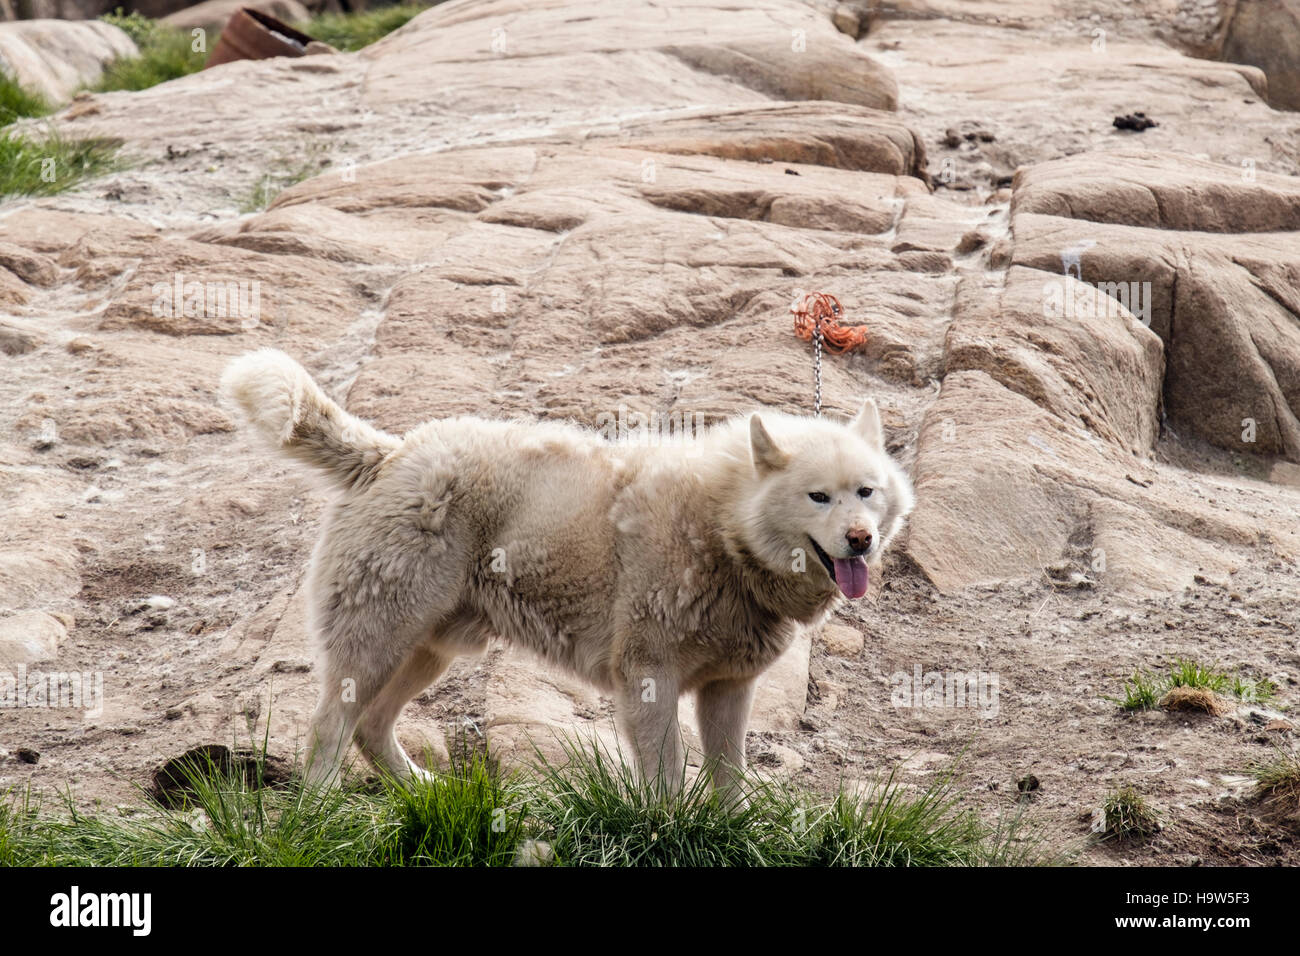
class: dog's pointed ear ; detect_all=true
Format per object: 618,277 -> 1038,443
750,415 -> 789,474
851,398 -> 884,451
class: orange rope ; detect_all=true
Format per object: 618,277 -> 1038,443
791,292 -> 868,352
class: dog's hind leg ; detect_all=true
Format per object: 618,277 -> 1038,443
696,677 -> 756,805
301,598 -> 447,790
354,644 -> 452,782
302,665 -> 367,790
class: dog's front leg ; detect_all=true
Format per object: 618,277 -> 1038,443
696,677 -> 755,806
616,666 -> 684,801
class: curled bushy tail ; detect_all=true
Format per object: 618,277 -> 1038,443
220,349 -> 399,490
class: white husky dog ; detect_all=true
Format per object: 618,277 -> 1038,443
221,350 -> 914,797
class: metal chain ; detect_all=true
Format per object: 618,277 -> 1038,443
813,320 -> 823,418
793,292 -> 851,418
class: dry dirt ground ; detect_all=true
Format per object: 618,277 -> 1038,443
2,0 -> 1299,866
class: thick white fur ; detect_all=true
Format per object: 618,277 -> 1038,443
220,350 -> 914,798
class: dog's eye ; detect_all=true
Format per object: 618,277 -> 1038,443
808,492 -> 830,504
858,487 -> 874,498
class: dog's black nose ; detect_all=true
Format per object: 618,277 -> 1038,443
846,528 -> 872,554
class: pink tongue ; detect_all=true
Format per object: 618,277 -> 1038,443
832,557 -> 869,599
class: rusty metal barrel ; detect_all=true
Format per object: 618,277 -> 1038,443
205,8 -> 314,69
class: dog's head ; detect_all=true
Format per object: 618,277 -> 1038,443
741,400 -> 915,600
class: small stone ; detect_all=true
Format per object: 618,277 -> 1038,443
831,4 -> 862,40
817,678 -> 845,712
0,322 -> 43,356
1113,112 -> 1159,132
955,229 -> 988,254
755,743 -> 805,773
822,624 -> 864,657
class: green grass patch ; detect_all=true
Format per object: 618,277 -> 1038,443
1107,659 -> 1279,712
0,73 -> 52,127
1,749 -> 395,866
1095,785 -> 1160,842
1231,674 -> 1278,705
528,741 -> 811,866
299,3 -> 432,52
1251,745 -> 1300,797
387,750 -> 526,865
0,129 -> 119,198
525,739 -> 1060,867
1107,668 -> 1165,711
100,8 -> 168,48
1168,658 -> 1229,693
92,12 -> 205,94
0,738 -> 1059,867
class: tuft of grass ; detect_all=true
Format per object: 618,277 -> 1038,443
299,3 -> 432,52
1251,746 -> 1300,800
1168,658 -> 1229,693
385,750 -> 527,866
1159,685 -> 1229,715
1096,785 -> 1160,842
1107,668 -> 1165,711
0,73 -> 51,127
0,129 -> 119,198
528,739 -> 809,866
100,8 -> 168,47
1231,674 -> 1278,705
92,17 -> 205,93
527,737 -> 1053,867
0,790 -> 40,866
6,750 -> 396,866
808,776 -> 987,866
1108,660 -> 1278,712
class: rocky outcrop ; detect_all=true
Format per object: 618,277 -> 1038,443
1220,0 -> 1300,110
1011,149 -> 1300,233
360,0 -> 898,112
943,266 -> 1164,457
1011,151 -> 1300,461
905,367 -> 1275,595
905,147 -> 1300,595
1,0 -> 116,21
0,18 -> 135,103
